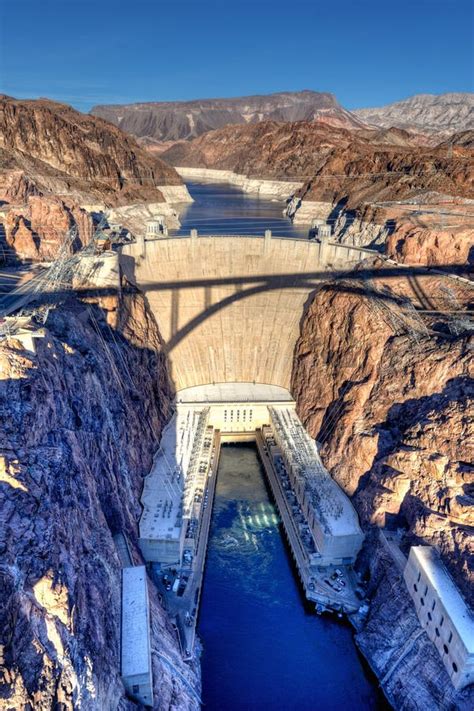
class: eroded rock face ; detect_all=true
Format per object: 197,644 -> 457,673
0,96 -> 183,207
291,281 -> 473,707
0,285 -> 200,710
354,93 -> 474,135
4,195 -> 94,261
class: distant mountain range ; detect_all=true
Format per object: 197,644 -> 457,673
91,91 -> 474,143
354,93 -> 474,135
90,90 -> 368,142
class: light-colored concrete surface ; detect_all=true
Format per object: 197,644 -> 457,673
122,235 -> 371,391
121,566 -> 153,706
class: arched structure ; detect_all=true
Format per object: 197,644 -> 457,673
121,235 -> 373,392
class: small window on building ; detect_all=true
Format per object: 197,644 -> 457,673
132,684 -> 139,694
420,597 -> 425,606
440,616 -> 444,627
417,572 -> 421,582
432,600 -> 436,611
427,612 -> 432,621
424,586 -> 428,596
448,632 -> 453,644
414,584 -> 418,592
443,644 -> 449,655
452,662 -> 458,673
435,627 -> 440,637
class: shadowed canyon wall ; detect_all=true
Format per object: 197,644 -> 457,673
0,283 -> 200,710
291,281 -> 473,710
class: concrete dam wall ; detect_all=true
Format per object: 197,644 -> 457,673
121,235 -> 373,392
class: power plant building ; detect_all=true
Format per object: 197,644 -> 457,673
404,546 -> 474,690
139,407 -> 214,565
268,407 -> 364,564
121,566 -> 153,706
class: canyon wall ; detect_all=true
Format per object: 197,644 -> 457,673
291,280 -> 473,709
0,281 -> 200,709
3,195 -> 94,262
0,96 -> 193,262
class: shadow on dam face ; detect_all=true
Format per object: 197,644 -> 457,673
119,237 -> 472,391
11,235 -> 472,391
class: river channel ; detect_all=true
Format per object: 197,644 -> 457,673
197,444 -> 388,711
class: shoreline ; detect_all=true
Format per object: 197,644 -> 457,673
175,166 -> 303,200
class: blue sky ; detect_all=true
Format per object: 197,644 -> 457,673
0,0 -> 472,112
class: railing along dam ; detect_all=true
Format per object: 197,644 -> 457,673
121,234 -> 375,391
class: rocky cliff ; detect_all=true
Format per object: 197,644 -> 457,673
354,93 -> 474,135
0,96 -> 192,262
291,278 -> 473,708
0,279 -> 200,709
91,90 -> 367,143
0,96 -> 182,206
162,118 -> 473,263
4,195 -> 94,261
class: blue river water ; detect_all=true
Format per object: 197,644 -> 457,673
197,444 -> 389,711
171,180 -> 310,238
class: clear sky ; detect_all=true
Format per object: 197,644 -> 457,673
0,0 -> 472,112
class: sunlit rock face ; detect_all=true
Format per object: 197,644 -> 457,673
0,284 -> 200,710
291,280 -> 473,709
4,195 -> 94,261
0,96 -> 182,205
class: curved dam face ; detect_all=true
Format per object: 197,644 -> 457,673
121,235 -> 371,392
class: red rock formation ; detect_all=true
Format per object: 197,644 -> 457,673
0,96 -> 183,207
0,283 -> 199,709
385,221 -> 472,266
291,279 -> 473,708
4,195 -> 94,261
291,281 -> 472,594
162,119 -> 474,264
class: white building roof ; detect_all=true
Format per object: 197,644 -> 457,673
177,382 -> 294,404
140,407 -> 210,541
269,407 -> 362,538
121,566 -> 151,678
410,546 -> 474,651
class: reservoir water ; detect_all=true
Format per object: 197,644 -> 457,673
198,444 -> 388,711
171,180 -> 310,239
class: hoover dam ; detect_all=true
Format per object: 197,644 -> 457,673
121,231 -> 373,390
1,180 -> 472,711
